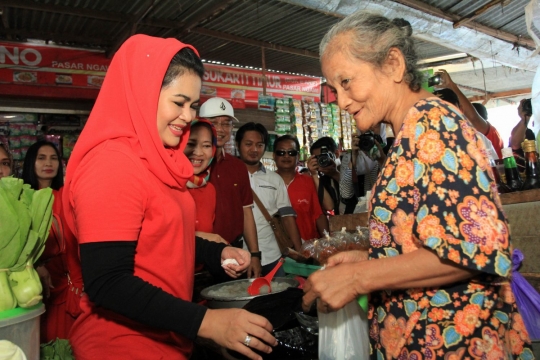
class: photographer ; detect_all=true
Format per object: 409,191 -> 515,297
306,137 -> 358,215
434,69 -> 504,159
510,98 -> 535,150
353,124 -> 387,196
509,98 -> 535,170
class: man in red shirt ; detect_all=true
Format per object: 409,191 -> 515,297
201,97 -> 261,278
273,135 -> 329,241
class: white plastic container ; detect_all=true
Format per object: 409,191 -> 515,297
0,304 -> 45,360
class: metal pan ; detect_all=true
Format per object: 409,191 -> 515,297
200,277 -> 299,309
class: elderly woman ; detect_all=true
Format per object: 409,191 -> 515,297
302,12 -> 534,359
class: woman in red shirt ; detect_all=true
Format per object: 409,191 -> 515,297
63,35 -> 276,360
185,120 -> 226,244
21,140 -> 83,342
0,142 -> 12,178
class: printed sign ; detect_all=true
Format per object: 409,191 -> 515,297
202,64 -> 321,107
0,42 -> 322,105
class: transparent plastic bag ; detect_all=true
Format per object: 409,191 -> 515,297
352,226 -> 371,250
318,300 -> 370,360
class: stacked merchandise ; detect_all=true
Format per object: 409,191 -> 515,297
329,103 -> 342,147
260,157 -> 277,172
304,101 -> 322,149
63,134 -> 79,159
223,130 -> 237,156
319,103 -> 330,139
274,98 -> 291,136
0,114 -> 38,176
289,99 -> 307,160
341,110 -> 353,149
2,115 -> 38,162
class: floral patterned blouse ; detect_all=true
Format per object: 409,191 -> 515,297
367,98 -> 534,359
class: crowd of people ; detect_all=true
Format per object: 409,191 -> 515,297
0,8 -> 536,360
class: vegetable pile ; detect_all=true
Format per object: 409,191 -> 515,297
40,338 -> 75,360
0,177 -> 53,312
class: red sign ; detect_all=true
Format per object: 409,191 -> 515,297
0,42 -> 321,105
0,41 -> 109,99
201,64 -> 321,107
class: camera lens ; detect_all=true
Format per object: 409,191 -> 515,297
359,134 -> 375,152
317,154 -> 332,168
428,75 -> 441,88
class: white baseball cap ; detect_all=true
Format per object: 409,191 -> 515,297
199,97 -> 239,122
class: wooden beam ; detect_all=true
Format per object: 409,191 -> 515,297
392,0 -> 535,49
105,0 -> 157,58
1,6 -> 11,40
0,0 -> 128,23
0,28 -> 109,46
0,0 -> 317,60
453,0 -> 506,28
261,47 -> 267,96
176,0 -> 238,38
191,27 -> 319,59
468,88 -> 531,102
0,0 -> 183,29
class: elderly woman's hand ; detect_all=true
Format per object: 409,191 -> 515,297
302,261 -> 367,314
221,246 -> 251,278
326,250 -> 368,267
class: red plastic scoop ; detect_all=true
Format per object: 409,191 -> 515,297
247,258 -> 285,296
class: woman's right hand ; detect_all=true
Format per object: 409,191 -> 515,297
198,308 -> 277,360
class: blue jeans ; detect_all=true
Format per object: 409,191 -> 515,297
261,258 -> 286,278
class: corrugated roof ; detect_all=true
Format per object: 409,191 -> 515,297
0,0 -> 536,101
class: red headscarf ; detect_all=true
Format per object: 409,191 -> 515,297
63,35 -> 199,233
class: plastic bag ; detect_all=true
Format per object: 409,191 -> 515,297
510,249 -> 540,340
318,300 -> 369,360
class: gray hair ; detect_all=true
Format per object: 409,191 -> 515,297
320,12 -> 423,91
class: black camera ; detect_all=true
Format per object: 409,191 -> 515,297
357,131 -> 383,152
522,98 -> 533,116
428,75 -> 441,87
317,146 -> 335,168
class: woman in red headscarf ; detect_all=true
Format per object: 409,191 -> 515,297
63,35 -> 276,360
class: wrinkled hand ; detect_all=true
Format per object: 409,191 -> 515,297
326,250 -> 369,268
302,262 -> 366,314
196,231 -> 229,245
221,247 -> 251,278
247,257 -> 262,278
198,308 -> 277,360
36,265 -> 53,298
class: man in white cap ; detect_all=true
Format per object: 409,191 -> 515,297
199,97 -> 261,278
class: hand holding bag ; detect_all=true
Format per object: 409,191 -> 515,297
318,299 -> 370,360
252,190 -> 294,254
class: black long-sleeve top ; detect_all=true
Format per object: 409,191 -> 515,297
79,237 -> 227,340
